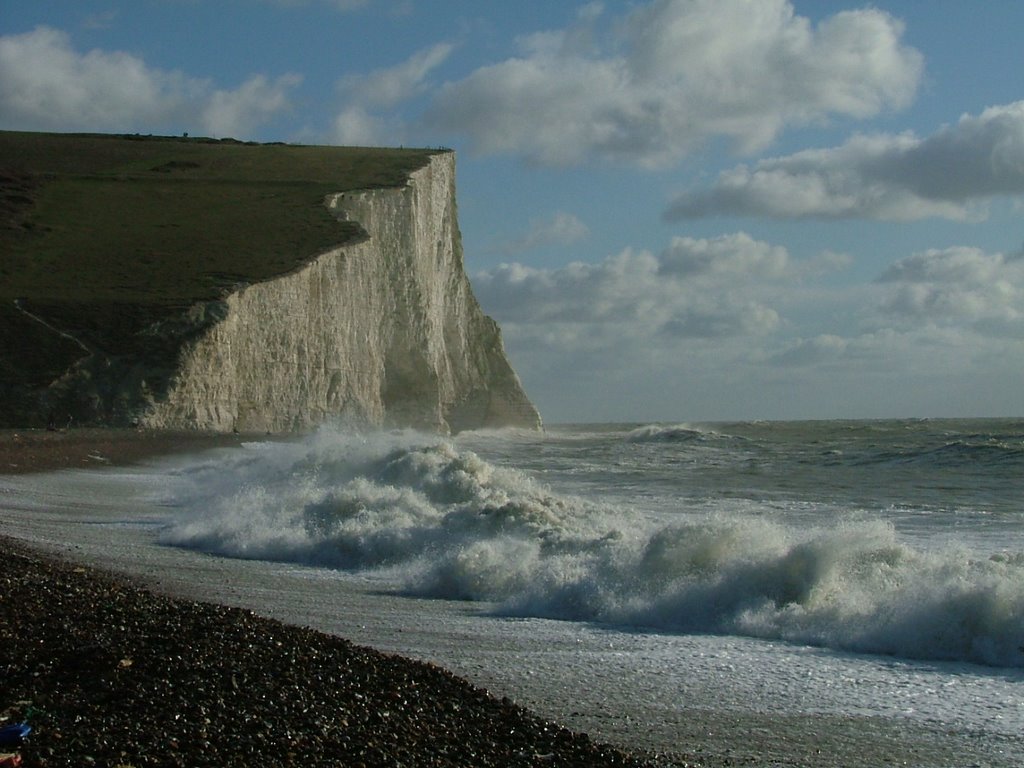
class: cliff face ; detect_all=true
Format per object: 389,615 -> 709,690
137,153 -> 540,433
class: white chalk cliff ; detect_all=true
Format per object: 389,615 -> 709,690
139,152 -> 540,433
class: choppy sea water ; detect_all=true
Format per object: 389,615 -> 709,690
3,418 -> 1023,766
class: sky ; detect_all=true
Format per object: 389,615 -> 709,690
2,0 -> 1023,423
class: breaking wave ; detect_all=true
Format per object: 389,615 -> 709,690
160,428 -> 1024,668
625,423 -> 716,443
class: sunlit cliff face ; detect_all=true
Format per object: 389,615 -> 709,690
144,154 -> 541,434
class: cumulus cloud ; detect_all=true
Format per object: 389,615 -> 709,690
427,0 -> 922,167
666,102 -> 1024,221
0,26 -> 299,138
765,328 -> 957,375
876,246 -> 1024,334
475,232 -> 870,419
332,43 -> 452,144
202,73 -> 303,138
766,245 -> 1024,374
0,26 -> 193,131
658,233 -> 788,278
475,232 -> 799,348
486,212 -> 589,256
478,233 -> 1024,419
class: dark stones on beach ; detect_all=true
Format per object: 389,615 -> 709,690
0,539 -> 662,767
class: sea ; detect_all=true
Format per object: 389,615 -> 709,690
3,418 -> 1023,766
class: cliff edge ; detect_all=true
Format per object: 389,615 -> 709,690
0,132 -> 541,433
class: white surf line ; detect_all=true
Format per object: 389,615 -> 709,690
12,298 -> 93,355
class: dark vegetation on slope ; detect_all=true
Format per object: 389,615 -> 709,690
0,131 -> 440,426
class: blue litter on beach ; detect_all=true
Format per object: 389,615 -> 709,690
0,723 -> 31,747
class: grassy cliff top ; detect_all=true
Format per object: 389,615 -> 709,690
0,131 -> 442,305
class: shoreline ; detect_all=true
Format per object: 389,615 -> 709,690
0,428 -> 259,475
3,428 -> 1015,767
1,535 -> 667,767
0,429 -> 677,767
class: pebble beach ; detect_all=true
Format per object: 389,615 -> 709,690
1,537 -> 670,767
0,430 -> 675,767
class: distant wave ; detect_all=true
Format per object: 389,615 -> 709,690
923,439 -> 1024,466
625,423 -> 717,443
160,427 -> 1024,668
855,439 -> 1024,469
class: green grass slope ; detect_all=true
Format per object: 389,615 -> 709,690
0,131 -> 441,426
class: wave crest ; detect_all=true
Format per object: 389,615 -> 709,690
160,427 -> 1024,667
625,423 -> 715,443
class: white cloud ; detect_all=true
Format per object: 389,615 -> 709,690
331,106 -> 383,147
0,26 -> 194,132
765,327 -> 961,374
202,73 -> 302,139
659,233 -> 788,278
470,231 -> 1024,422
666,102 -> 1024,221
338,43 -> 452,110
486,211 -> 589,255
475,233 -> 866,421
0,26 -> 299,138
332,43 -> 452,144
427,0 -> 921,167
474,238 -> 784,420
766,245 -> 1024,376
876,246 -> 1024,333
475,232 -> 793,344
476,234 -> 1024,420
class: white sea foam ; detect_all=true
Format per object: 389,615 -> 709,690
5,437 -> 1022,765
159,427 -> 1024,667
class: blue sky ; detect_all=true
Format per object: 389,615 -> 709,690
3,1 -> 1023,423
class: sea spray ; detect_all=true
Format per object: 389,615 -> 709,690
159,425 -> 1024,667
